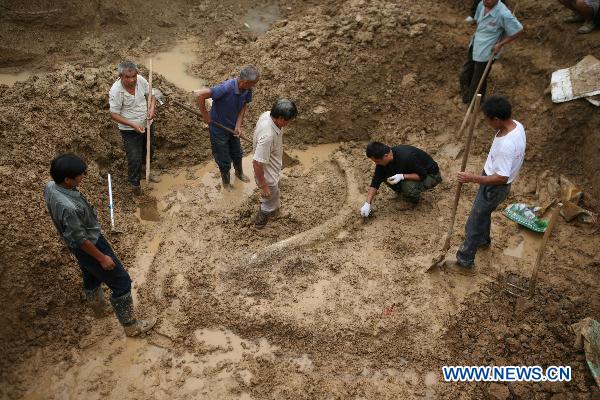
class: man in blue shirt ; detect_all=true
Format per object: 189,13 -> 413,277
459,0 -> 523,104
196,65 -> 259,189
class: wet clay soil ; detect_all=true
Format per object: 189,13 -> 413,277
0,0 -> 599,399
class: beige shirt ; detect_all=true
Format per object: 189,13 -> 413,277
108,75 -> 149,130
253,111 -> 283,186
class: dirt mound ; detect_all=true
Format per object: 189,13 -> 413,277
444,276 -> 600,398
0,64 -> 210,390
0,0 -> 599,398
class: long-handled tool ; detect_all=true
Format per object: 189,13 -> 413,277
171,99 -> 299,168
107,174 -> 123,234
173,100 -> 253,144
145,58 -> 153,183
427,94 -> 482,272
505,204 -> 562,297
456,57 -> 493,142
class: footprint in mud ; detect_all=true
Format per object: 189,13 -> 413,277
139,196 -> 160,221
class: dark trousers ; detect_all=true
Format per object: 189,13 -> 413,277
70,234 -> 132,298
120,124 -> 155,187
209,124 -> 243,173
456,179 -> 511,266
387,172 -> 443,204
459,45 -> 493,104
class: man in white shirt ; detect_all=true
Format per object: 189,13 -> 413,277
451,95 -> 526,271
109,61 -> 159,196
252,99 -> 298,229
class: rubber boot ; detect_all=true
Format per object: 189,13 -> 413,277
84,287 -> 111,318
254,207 -> 270,229
233,160 -> 250,183
110,292 -> 156,337
220,169 -> 233,191
577,19 -> 596,34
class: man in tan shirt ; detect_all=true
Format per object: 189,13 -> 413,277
252,99 -> 298,229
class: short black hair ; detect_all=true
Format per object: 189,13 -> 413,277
50,154 -> 87,183
481,95 -> 512,120
270,99 -> 298,120
366,142 -> 390,159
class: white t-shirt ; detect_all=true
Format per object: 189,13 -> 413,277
483,120 -> 526,184
108,75 -> 150,131
252,111 -> 283,186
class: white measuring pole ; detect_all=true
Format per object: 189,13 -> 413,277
108,173 -> 115,229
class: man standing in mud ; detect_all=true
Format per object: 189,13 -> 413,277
360,142 -> 442,217
448,95 -> 526,272
459,0 -> 523,104
109,61 -> 159,196
253,99 -> 298,229
44,154 -> 155,336
196,65 -> 260,190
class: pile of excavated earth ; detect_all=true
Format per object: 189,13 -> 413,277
0,0 -> 598,398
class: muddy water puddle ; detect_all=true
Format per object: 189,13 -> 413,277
0,70 -> 43,86
244,3 -> 282,35
503,229 -> 542,259
136,143 -> 340,221
151,40 -> 205,92
22,330 -> 261,399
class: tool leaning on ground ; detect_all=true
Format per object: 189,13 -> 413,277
171,99 -> 299,168
505,204 -> 562,297
427,94 -> 482,272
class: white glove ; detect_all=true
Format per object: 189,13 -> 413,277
387,174 -> 405,185
360,202 -> 371,217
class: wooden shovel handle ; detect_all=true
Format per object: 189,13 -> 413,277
457,57 -> 493,139
440,94 -> 482,253
528,205 -> 561,296
172,100 -> 252,144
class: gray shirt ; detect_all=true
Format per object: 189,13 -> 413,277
108,75 -> 150,130
44,181 -> 101,249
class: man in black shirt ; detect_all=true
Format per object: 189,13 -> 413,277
360,142 -> 442,217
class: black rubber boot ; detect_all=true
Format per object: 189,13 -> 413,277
233,160 -> 250,183
220,169 -> 233,190
84,287 -> 111,318
110,292 -> 155,337
255,207 -> 270,229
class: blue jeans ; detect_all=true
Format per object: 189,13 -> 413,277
70,234 -> 132,298
120,124 -> 155,187
209,124 -> 243,173
456,180 -> 511,266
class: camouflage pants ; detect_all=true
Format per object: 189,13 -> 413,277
387,172 -> 442,204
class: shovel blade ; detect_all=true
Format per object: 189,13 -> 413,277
426,253 -> 446,272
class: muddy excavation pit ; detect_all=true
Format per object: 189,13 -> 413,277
0,0 -> 599,399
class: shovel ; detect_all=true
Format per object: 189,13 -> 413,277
427,94 -> 482,272
171,99 -> 299,168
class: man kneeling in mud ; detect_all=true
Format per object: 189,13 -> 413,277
360,142 -> 442,217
